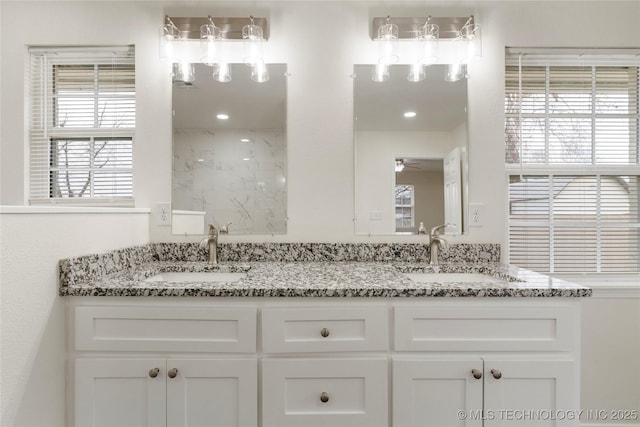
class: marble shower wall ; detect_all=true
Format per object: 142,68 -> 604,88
173,129 -> 287,234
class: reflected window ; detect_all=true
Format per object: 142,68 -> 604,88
395,185 -> 415,228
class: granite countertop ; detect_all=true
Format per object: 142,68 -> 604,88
60,259 -> 591,298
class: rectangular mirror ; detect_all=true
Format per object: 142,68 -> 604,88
354,64 -> 468,235
172,63 -> 287,235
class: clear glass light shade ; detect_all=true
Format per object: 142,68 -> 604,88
407,63 -> 426,82
242,24 -> 265,66
445,63 -> 467,82
251,60 -> 270,83
419,23 -> 439,64
463,24 -> 482,61
376,23 -> 399,65
200,23 -> 221,65
372,63 -> 390,82
395,160 -> 405,172
213,62 -> 232,83
173,62 -> 195,83
160,24 -> 179,61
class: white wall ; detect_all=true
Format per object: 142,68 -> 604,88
1,1 -> 640,425
0,208 -> 149,427
2,1 -> 639,244
581,297 -> 640,424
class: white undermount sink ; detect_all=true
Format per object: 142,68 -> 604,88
144,272 -> 247,283
404,272 -> 503,283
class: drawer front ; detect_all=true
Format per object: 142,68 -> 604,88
262,358 -> 388,427
394,304 -> 575,352
262,307 -> 388,353
75,306 -> 256,352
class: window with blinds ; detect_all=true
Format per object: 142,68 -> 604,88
29,46 -> 135,204
505,49 -> 640,273
395,185 -> 415,228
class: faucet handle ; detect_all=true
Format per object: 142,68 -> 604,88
430,224 -> 448,237
219,222 -> 232,234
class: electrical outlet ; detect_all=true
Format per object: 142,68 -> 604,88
469,203 -> 485,227
156,202 -> 171,226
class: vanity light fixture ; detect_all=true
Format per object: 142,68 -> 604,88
160,15 -> 180,60
372,63 -> 390,83
213,62 -> 232,82
161,15 -> 270,84
251,59 -> 270,83
200,16 -> 221,65
173,62 -> 195,84
370,15 -> 481,82
407,63 -> 426,82
445,63 -> 467,82
395,159 -> 405,172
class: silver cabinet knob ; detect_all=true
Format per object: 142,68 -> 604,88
320,328 -> 330,338
320,392 -> 329,403
168,368 -> 179,379
471,369 -> 482,379
148,368 -> 160,378
491,369 -> 502,379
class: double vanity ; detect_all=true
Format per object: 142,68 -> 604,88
61,242 -> 590,427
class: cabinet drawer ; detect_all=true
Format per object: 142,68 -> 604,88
75,306 -> 256,352
262,358 -> 388,427
394,304 -> 575,352
261,307 -> 388,353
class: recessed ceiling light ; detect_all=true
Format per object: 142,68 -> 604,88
403,111 -> 417,118
240,138 -> 251,142
216,113 -> 229,120
243,157 -> 251,161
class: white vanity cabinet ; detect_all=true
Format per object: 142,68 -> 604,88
393,359 -> 576,427
261,306 -> 389,427
68,298 -> 581,427
75,358 -> 257,427
69,302 -> 259,427
392,300 -> 580,427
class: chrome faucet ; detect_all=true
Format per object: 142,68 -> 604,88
199,224 -> 219,265
219,222 -> 232,234
428,224 -> 449,266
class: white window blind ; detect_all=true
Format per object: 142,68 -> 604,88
29,46 -> 135,205
505,49 -> 640,273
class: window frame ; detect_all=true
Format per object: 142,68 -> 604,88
395,184 -> 415,229
505,48 -> 640,274
28,46 -> 135,206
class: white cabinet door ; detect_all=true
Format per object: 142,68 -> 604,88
484,360 -> 578,427
393,359 -> 483,427
166,358 -> 258,427
75,358 -> 166,427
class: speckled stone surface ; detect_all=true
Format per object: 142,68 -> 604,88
151,242 -> 501,263
59,243 -> 590,298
